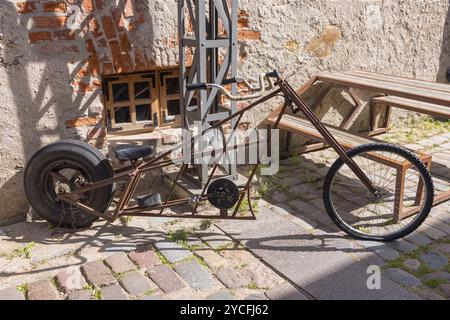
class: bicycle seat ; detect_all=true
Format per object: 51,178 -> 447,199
114,145 -> 154,161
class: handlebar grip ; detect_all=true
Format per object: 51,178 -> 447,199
221,78 -> 237,85
186,83 -> 207,91
265,70 -> 280,79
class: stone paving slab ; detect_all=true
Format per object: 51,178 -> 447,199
245,293 -> 268,300
195,226 -> 234,249
129,249 -> 161,269
28,280 -> 61,300
154,240 -> 192,264
265,282 -> 309,300
104,253 -> 136,274
102,284 -> 129,300
140,294 -> 164,300
271,204 -> 319,230
67,289 -> 93,300
423,271 -> 450,281
194,249 -> 228,270
424,218 -> 450,234
56,268 -> 87,292
174,260 -> 218,290
206,289 -> 235,300
418,224 -> 446,240
440,284 -> 450,298
404,233 -> 433,246
119,271 -> 156,296
81,260 -> 117,287
421,251 -> 448,270
0,287 -> 25,300
416,287 -> 446,300
384,268 -> 422,288
215,267 -> 253,289
218,207 -> 422,300
388,239 -> 418,253
374,248 -> 400,261
147,264 -> 185,293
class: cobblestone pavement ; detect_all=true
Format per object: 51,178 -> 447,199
0,132 -> 449,300
0,217 -> 296,300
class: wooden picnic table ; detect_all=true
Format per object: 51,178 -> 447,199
317,71 -> 450,106
311,71 -> 450,133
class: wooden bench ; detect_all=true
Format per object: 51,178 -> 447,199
265,113 -> 431,220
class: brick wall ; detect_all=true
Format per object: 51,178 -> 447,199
17,1 -> 156,91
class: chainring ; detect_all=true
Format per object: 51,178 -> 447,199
207,178 -> 240,210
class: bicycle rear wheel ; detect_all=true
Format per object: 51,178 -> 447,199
323,143 -> 434,242
24,140 -> 114,229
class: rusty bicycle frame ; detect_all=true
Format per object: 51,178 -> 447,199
58,72 -> 378,222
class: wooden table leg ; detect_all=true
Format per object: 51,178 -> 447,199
370,98 -> 391,134
341,88 -> 365,130
414,155 -> 432,206
394,166 -> 407,221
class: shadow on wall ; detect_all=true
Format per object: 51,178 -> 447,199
437,6 -> 450,83
0,1 -> 155,226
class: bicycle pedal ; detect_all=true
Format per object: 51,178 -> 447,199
137,193 -> 162,208
189,195 -> 201,204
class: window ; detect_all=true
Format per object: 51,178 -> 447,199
103,69 -> 186,134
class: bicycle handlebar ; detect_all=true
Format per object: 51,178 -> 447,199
186,70 -> 280,101
185,83 -> 208,91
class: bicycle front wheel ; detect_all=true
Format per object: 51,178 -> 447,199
323,143 -> 434,242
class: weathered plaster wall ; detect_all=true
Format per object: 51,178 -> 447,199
0,0 -> 449,225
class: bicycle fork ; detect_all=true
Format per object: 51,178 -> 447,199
279,80 -> 379,197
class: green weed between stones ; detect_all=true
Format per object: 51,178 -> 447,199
290,153 -> 302,166
153,248 -> 174,268
443,263 -> 450,274
215,242 -> 234,252
424,278 -> 447,289
119,216 -> 133,225
164,219 -> 183,227
167,228 -> 191,243
257,182 -> 269,198
112,271 -> 126,280
199,219 -> 212,230
8,242 -> 35,260
167,228 -> 204,251
16,283 -> 28,296
143,288 -> 158,296
247,281 -> 258,290
234,197 -> 258,217
183,255 -> 208,268
83,283 -> 102,300
247,281 -> 268,290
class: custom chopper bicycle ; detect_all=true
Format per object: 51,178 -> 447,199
24,71 -> 434,241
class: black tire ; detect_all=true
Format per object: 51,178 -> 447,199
323,143 -> 434,242
24,139 -> 114,228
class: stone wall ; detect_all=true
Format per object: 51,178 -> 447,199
0,0 -> 449,225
